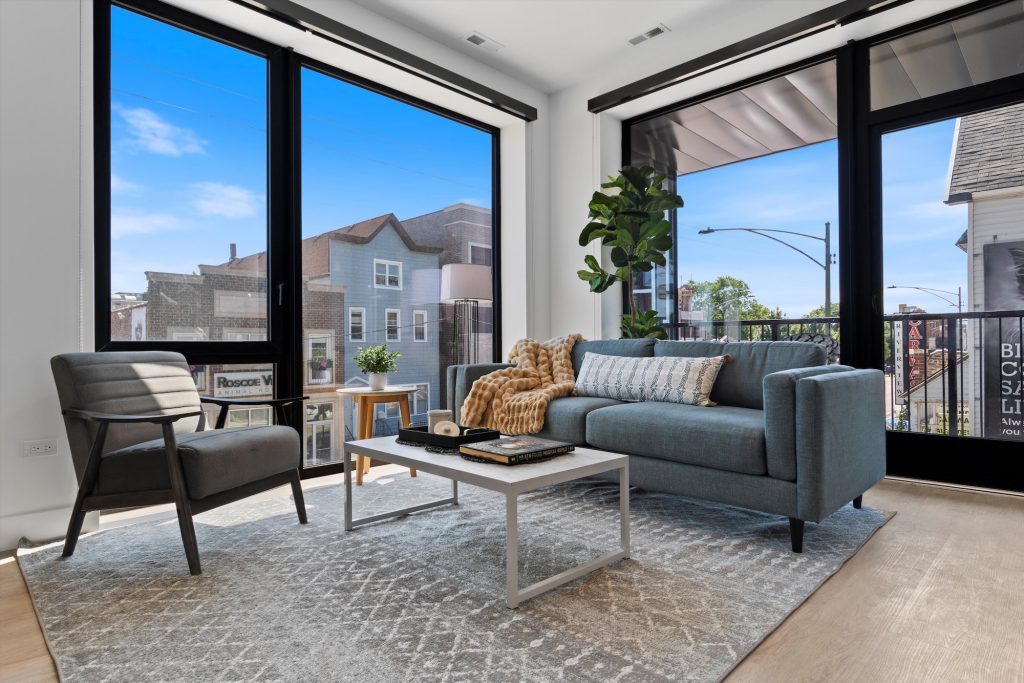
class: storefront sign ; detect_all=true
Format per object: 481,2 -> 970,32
213,371 -> 274,398
983,241 -> 1024,440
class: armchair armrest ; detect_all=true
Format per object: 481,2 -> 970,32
446,363 -> 514,423
199,396 -> 309,407
793,369 -> 886,522
199,395 -> 309,430
63,407 -> 203,424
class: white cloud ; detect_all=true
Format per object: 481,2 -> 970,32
111,211 -> 186,238
190,182 -> 261,219
114,104 -> 205,157
111,173 -> 142,193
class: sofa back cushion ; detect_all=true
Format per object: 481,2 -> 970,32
653,341 -> 826,409
571,339 -> 656,377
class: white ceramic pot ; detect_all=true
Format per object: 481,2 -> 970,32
368,372 -> 387,391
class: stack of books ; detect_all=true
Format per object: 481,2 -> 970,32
459,436 -> 574,465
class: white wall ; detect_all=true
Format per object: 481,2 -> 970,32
0,0 -> 92,549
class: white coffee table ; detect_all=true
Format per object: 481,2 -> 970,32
343,436 -> 630,608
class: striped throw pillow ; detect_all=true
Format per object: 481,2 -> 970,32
574,352 -> 648,401
643,354 -> 731,407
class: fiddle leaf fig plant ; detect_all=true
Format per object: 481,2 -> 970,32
577,165 -> 683,339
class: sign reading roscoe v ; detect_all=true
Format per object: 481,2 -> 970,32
213,371 -> 273,398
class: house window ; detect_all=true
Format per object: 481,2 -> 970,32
223,330 -> 267,341
349,307 -> 365,342
171,329 -> 207,341
469,242 -> 492,266
385,309 -> 400,341
413,383 -> 430,415
374,259 -> 402,289
228,406 -> 271,428
413,310 -> 427,342
307,333 -> 333,384
304,402 -> 334,466
375,403 -> 400,419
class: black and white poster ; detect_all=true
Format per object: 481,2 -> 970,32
983,241 -> 1024,440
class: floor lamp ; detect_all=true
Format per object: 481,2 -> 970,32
440,264 -> 493,365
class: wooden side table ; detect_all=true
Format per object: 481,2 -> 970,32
336,386 -> 418,485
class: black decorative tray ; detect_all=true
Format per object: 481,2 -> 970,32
397,425 -> 500,449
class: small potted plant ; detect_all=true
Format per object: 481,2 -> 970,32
354,344 -> 400,391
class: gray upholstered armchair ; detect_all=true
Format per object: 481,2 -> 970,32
51,351 -> 308,575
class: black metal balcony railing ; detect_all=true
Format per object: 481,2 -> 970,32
669,311 -> 1024,441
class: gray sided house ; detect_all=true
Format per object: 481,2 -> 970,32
323,214 -> 443,425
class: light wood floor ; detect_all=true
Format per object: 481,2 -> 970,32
2,477 -> 1023,683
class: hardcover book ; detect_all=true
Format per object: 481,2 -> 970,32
459,436 -> 574,464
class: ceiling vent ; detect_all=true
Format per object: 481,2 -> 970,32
464,31 -> 505,53
628,23 -> 671,46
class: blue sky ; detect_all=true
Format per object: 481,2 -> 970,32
109,6 -> 491,294
677,118 -> 966,317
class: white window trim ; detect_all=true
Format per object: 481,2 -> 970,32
227,406 -> 271,427
348,307 -> 365,342
385,308 -> 401,342
413,382 -> 430,415
468,241 -> 492,265
223,329 -> 267,341
170,328 -> 208,341
413,309 -> 428,342
373,258 -> 403,290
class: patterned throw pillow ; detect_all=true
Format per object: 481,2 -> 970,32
643,354 -> 731,407
574,352 -> 648,401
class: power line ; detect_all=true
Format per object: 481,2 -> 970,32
112,53 -> 265,104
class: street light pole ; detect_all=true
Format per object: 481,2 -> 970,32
698,224 -> 834,316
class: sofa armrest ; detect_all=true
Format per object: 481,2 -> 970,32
763,365 -> 852,480
446,363 -> 514,423
794,369 -> 886,522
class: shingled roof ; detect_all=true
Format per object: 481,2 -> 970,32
947,101 -> 1024,204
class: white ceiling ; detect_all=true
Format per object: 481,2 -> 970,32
346,0 -> 848,93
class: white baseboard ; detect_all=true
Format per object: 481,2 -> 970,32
0,507 -> 98,553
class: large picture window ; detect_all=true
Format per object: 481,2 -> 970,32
96,0 -> 500,476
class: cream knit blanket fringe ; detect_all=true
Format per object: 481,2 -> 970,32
460,334 -> 584,435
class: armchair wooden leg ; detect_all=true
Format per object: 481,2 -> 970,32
62,506 -> 87,558
789,518 -> 805,554
290,470 -> 308,524
853,495 -> 863,509
163,424 -> 202,575
63,421 -> 107,558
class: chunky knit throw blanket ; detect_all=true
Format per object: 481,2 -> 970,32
460,334 -> 584,435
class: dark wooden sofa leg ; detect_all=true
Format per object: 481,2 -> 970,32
290,470 -> 308,524
789,518 -> 805,553
853,495 -> 863,509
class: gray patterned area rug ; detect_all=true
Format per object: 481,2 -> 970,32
19,473 -> 890,683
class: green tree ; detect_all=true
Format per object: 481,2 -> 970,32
804,303 -> 840,318
687,276 -> 777,321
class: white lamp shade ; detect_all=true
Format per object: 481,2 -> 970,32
439,264 -> 492,302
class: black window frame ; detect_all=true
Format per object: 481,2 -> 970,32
622,0 -> 1024,492
94,0 -> 503,477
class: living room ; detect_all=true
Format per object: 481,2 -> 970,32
2,0 -> 1023,681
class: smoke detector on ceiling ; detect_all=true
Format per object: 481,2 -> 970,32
464,31 -> 505,53
628,23 -> 671,46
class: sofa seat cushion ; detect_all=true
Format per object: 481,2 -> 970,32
535,396 -> 624,445
586,402 -> 768,475
97,425 -> 300,499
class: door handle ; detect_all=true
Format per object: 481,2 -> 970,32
277,282 -> 284,306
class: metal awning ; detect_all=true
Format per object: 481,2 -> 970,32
630,60 -> 837,177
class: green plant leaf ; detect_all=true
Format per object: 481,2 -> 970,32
584,254 -> 601,271
610,246 -> 629,267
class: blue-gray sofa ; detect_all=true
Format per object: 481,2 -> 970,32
447,339 -> 886,552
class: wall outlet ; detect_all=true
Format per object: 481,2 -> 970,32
24,439 -> 59,456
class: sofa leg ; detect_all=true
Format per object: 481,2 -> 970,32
852,495 -> 863,509
789,518 -> 804,553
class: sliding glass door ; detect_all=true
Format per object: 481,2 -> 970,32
625,0 -> 1024,490
95,0 -> 500,476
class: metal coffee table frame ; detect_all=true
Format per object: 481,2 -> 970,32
343,437 -> 630,608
